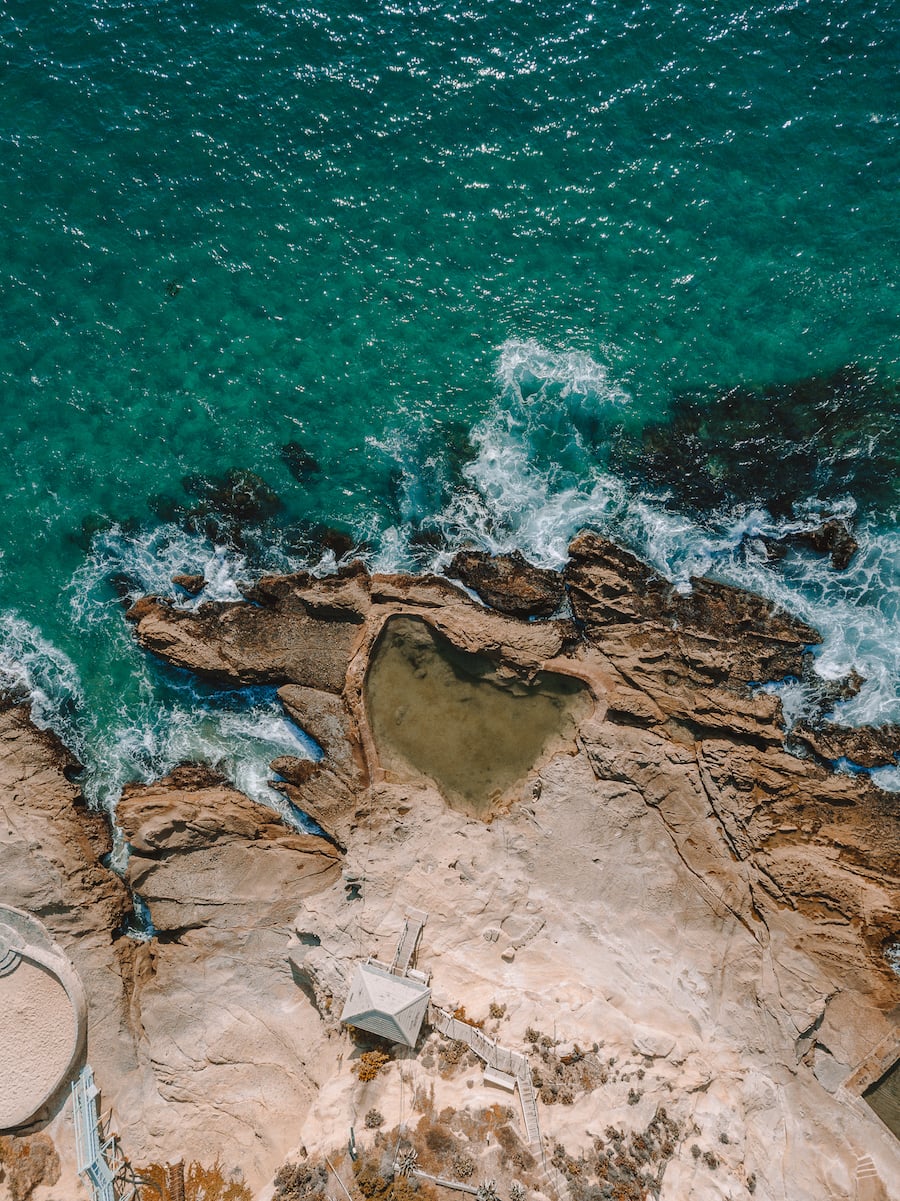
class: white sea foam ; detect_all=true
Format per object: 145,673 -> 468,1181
420,339 -> 900,741
7,337 -> 900,823
90,690 -> 321,826
69,523 -> 255,621
0,613 -> 86,749
1,597 -> 319,836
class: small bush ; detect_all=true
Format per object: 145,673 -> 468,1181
424,1124 -> 455,1155
489,1001 -> 506,1019
525,1027 -> 539,1043
452,1155 -> 474,1180
137,1161 -> 253,1201
627,1090 -> 641,1106
355,1051 -> 391,1082
702,1151 -> 718,1170
275,1162 -> 327,1200
353,1163 -> 386,1200
690,1145 -> 701,1160
365,1110 -> 384,1129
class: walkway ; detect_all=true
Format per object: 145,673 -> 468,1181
72,1065 -> 142,1201
391,909 -> 428,976
430,1006 -> 543,1151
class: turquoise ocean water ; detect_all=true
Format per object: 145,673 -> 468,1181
1,0 -> 898,812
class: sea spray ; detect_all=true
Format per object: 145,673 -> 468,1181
0,613 -> 85,750
424,341 -> 900,731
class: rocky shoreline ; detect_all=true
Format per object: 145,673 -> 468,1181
1,532 -> 899,1200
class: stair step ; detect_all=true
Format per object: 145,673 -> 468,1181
0,946 -> 21,978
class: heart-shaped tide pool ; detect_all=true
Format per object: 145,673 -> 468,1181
365,616 -> 591,817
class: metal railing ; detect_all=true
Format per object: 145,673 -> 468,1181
72,1066 -> 143,1201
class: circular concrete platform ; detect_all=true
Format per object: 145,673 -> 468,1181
0,907 -> 86,1130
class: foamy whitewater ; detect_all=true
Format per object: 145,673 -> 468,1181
2,339 -> 894,832
2,0 -> 898,826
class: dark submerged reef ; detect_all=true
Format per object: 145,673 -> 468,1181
618,366 -> 900,520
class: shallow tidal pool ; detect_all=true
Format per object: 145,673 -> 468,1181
365,616 -> 590,816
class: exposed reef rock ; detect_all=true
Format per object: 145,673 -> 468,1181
795,517 -> 860,571
4,531 -> 900,1199
0,702 -> 127,938
171,572 -> 205,596
117,765 -> 341,934
125,591 -> 361,691
126,536 -> 900,1007
754,517 -> 860,573
566,529 -> 821,684
449,549 -> 566,617
792,720 -> 900,770
563,533 -> 899,1002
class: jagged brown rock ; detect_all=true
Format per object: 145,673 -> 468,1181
5,529 -> 900,1198
792,721 -> 900,770
561,532 -> 900,1004
797,517 -> 860,571
449,550 -> 565,617
171,572 -> 205,596
125,594 -> 360,692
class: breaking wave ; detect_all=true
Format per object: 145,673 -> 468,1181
421,340 -> 900,733
0,613 -> 85,747
4,337 -> 900,825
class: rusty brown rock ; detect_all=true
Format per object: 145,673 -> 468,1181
449,549 -> 565,618
171,573 -> 206,596
791,721 -> 900,769
566,530 -> 820,676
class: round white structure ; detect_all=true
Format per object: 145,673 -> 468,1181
0,906 -> 86,1130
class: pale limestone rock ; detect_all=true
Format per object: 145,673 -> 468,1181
4,531 -> 900,1200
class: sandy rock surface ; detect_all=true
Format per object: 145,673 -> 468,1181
0,728 -> 343,1194
2,534 -> 899,1200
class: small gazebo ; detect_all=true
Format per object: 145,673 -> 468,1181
341,960 -> 431,1047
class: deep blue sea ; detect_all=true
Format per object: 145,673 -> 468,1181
1,0 -> 898,812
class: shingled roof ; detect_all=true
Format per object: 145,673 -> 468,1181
340,960 -> 431,1047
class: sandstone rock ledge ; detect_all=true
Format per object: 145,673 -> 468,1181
0,716 -> 341,1195
0,532 -> 898,1201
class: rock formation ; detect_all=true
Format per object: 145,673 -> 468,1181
449,550 -> 566,617
1,532 -> 899,1199
0,716 -> 341,1193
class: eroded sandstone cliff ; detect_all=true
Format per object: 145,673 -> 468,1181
1,533 -> 898,1200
